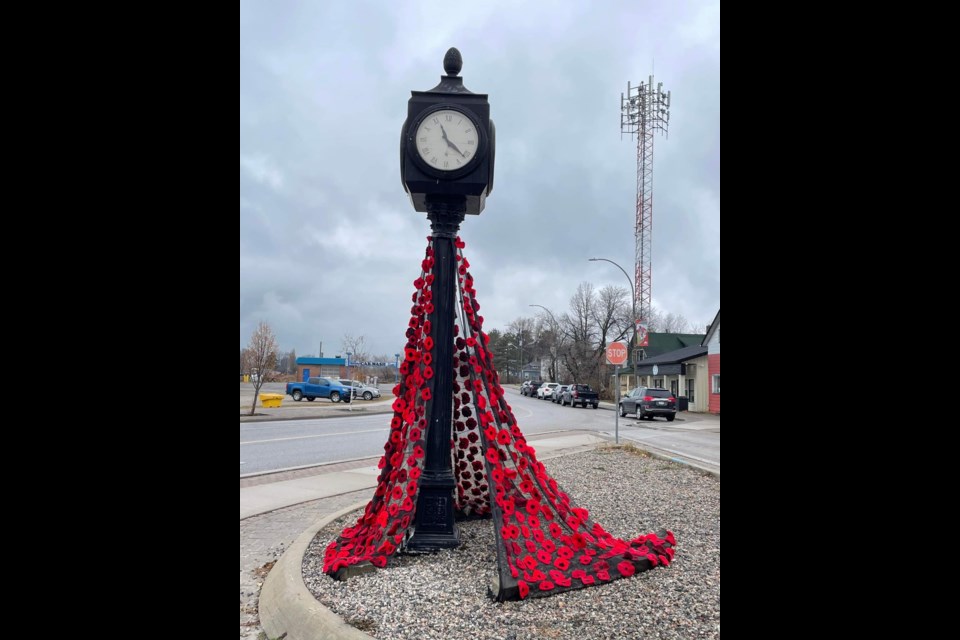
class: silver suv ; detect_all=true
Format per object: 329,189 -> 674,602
537,382 -> 560,400
339,380 -> 381,401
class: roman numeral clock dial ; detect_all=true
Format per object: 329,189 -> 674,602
414,108 -> 480,173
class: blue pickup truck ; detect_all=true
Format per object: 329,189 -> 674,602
285,377 -> 353,403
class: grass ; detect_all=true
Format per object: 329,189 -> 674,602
253,560 -> 276,579
349,618 -> 378,632
599,442 -> 650,457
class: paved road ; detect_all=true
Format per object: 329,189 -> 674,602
240,387 -> 719,475
616,414 -> 720,472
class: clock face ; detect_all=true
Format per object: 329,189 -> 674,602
413,108 -> 481,173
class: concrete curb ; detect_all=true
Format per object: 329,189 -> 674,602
255,440 -> 717,639
240,455 -> 380,481
634,445 -> 720,478
258,445 -> 606,639
260,500 -> 373,640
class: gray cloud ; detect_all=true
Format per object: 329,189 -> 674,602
241,0 -> 720,356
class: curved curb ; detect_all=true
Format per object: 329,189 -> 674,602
639,446 -> 720,478
260,500 -> 372,640
239,404 -> 395,423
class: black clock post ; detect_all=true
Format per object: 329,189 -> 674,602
401,48 -> 495,552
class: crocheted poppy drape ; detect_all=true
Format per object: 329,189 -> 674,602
324,237 -> 674,600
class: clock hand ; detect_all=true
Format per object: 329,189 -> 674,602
438,124 -> 467,157
446,140 -> 466,158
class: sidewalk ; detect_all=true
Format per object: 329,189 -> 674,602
240,431 -> 609,520
240,431 -> 610,639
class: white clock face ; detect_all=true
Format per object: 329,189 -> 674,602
414,109 -> 480,171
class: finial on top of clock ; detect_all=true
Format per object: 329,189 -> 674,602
443,48 -> 462,77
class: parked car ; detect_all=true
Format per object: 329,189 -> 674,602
561,384 -> 599,408
619,387 -> 676,421
339,379 -> 381,401
285,377 -> 352,403
538,382 -> 560,400
523,381 -> 543,397
553,384 -> 570,403
520,380 -> 534,396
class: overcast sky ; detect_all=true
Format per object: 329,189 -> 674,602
240,0 -> 719,359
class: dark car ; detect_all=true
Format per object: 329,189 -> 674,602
523,381 -> 543,397
619,387 -> 676,421
561,384 -> 599,409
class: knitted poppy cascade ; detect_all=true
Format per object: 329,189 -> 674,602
324,237 -> 674,600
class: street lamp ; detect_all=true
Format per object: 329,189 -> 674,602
588,257 -> 638,389
518,333 -> 523,383
529,304 -> 559,381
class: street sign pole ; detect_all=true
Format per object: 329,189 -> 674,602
614,365 -> 620,444
605,341 -> 628,445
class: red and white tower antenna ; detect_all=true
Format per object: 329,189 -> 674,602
621,77 -> 670,327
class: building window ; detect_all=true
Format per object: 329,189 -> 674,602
653,378 -> 663,388
671,380 -> 679,396
712,374 -> 720,394
686,378 -> 695,403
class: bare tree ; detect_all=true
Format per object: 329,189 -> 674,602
276,348 -> 299,377
341,334 -> 369,381
368,353 -> 398,384
246,321 -> 280,415
640,308 -> 699,334
287,348 -> 297,374
660,312 -> 691,334
530,309 -> 567,382
506,317 -> 534,382
643,307 -> 664,332
596,285 -> 630,346
560,282 -> 602,387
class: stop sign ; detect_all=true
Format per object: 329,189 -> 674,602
606,341 -> 628,365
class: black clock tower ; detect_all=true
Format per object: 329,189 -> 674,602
401,48 -> 495,552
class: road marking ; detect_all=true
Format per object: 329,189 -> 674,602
240,427 -> 389,445
621,436 -> 719,466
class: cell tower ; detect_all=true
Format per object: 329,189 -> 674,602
621,77 -> 671,327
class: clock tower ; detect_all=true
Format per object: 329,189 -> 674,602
401,47 -> 495,215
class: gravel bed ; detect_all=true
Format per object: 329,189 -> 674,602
304,447 -> 720,639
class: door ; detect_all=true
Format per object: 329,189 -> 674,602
302,368 -> 310,382
686,378 -> 695,407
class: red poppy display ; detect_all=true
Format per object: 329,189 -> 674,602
323,237 -> 674,601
